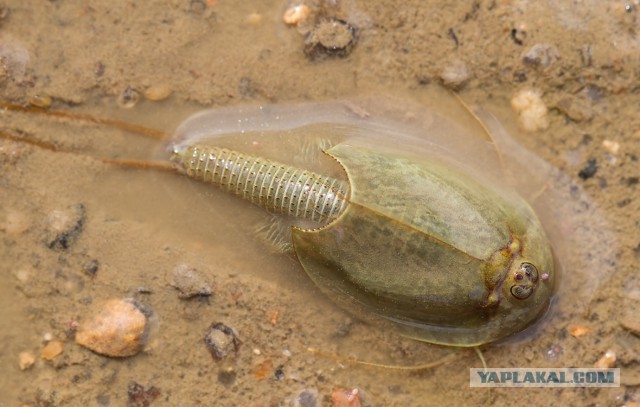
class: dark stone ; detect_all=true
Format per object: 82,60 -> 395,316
578,158 -> 597,180
290,389 -> 320,407
623,176 -> 639,187
304,19 -> 357,61
217,367 -> 236,386
274,364 -> 285,381
127,381 -> 160,407
171,265 -> 212,299
204,322 -> 241,360
44,203 -> 86,251
83,259 -> 99,277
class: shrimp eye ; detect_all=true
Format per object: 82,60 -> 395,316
511,284 -> 533,299
520,262 -> 539,282
510,262 -> 539,300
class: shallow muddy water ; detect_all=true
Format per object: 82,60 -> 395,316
1,1 -> 639,406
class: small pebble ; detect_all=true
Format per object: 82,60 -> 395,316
290,389 -> 320,407
267,309 -> 279,325
253,358 -> 273,380
238,76 -> 259,97
578,158 -> 598,180
545,344 -> 563,361
511,89 -> 550,132
555,97 -> 593,122
204,322 -> 240,360
283,4 -> 310,26
331,388 -> 363,407
522,43 -> 559,69
127,381 -> 161,407
440,60 -> 470,90
603,139 -> 621,155
43,204 -> 85,251
218,366 -> 237,386
41,340 -> 63,361
75,298 -> 153,357
136,286 -> 152,294
524,348 -> 535,361
170,265 -> 212,299
117,86 -> 140,109
143,84 -> 172,102
304,19 -> 357,60
274,364 -> 285,380
334,317 -> 354,337
28,94 -> 53,108
511,22 -> 528,45
18,351 -> 35,370
568,324 -> 591,337
82,259 -> 100,277
594,349 -> 616,368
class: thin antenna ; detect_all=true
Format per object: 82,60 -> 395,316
0,129 -> 175,173
0,129 -> 62,152
306,347 -> 463,371
97,157 -> 176,172
449,91 -> 507,175
0,101 -> 170,141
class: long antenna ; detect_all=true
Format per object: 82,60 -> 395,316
0,129 -> 176,172
449,91 -> 507,175
306,347 -> 463,371
0,101 -> 171,141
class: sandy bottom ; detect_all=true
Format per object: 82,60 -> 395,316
1,1 -> 639,406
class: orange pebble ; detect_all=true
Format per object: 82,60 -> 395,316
568,324 -> 591,337
75,298 -> 152,358
267,309 -> 279,326
253,359 -> 273,380
331,388 -> 362,407
594,349 -> 616,369
41,340 -> 63,360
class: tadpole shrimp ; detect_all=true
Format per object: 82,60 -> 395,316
0,94 -> 609,370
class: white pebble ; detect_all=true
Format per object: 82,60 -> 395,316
594,349 -> 616,368
511,89 -> 550,132
143,84 -> 172,102
602,140 -> 620,155
283,5 -> 310,26
440,60 -> 470,89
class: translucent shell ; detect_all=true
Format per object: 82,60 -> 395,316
170,98 -> 560,346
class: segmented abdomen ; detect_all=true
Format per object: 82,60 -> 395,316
173,145 -> 349,224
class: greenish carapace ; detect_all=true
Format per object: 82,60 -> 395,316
172,125 -> 555,347
292,142 -> 555,346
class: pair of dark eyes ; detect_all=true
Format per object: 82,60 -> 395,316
510,262 -> 539,300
